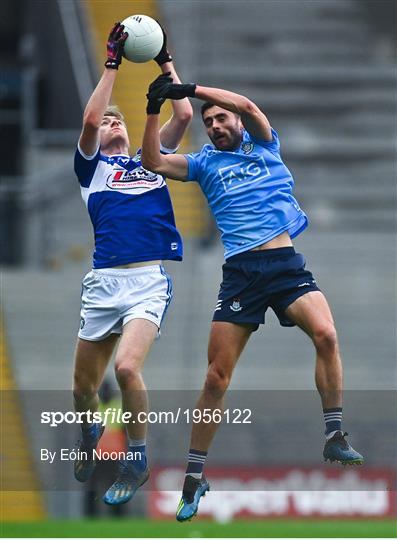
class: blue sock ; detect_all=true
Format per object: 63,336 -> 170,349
186,449 -> 207,479
128,438 -> 147,472
323,407 -> 342,437
81,422 -> 100,443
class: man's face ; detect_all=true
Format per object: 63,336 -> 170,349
202,106 -> 243,151
99,115 -> 130,150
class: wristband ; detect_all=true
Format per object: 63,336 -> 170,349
146,100 -> 163,115
104,59 -> 119,70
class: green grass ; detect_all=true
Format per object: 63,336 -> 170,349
2,519 -> 396,538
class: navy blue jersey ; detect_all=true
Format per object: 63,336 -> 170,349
74,144 -> 182,268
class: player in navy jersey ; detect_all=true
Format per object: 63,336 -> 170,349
72,23 -> 192,506
141,78 -> 364,521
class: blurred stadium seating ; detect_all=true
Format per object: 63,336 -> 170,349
1,0 -> 396,521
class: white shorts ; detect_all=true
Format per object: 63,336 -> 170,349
78,265 -> 173,341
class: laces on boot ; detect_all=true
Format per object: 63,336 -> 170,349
182,476 -> 201,504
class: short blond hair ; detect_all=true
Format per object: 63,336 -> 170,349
104,105 -> 125,123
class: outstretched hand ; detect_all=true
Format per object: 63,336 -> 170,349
148,72 -> 173,94
146,72 -> 173,114
157,83 -> 197,100
146,73 -> 197,114
105,22 -> 128,69
154,24 -> 173,66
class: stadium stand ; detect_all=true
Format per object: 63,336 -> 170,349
161,0 -> 396,231
1,0 -> 395,518
0,320 -> 46,520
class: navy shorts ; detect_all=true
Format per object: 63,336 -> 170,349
213,247 -> 320,330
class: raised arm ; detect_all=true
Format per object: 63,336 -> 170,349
194,86 -> 272,142
150,81 -> 273,142
153,28 -> 193,150
79,23 -> 127,156
142,113 -> 189,181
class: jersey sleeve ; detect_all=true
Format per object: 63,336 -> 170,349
250,128 -> 280,153
74,142 -> 101,187
183,151 -> 202,182
160,142 -> 179,155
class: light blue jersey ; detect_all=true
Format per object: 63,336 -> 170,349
185,129 -> 308,259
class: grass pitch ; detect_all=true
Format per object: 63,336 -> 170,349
2,518 -> 397,538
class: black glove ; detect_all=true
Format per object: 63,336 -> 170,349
105,22 -> 128,69
154,24 -> 172,65
158,83 -> 196,100
146,72 -> 173,114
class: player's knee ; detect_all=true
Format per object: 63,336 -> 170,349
73,376 -> 97,403
312,324 -> 338,355
115,363 -> 141,388
204,364 -> 231,398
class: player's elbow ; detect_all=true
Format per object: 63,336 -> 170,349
83,113 -> 102,129
181,106 -> 193,124
141,154 -> 163,174
238,98 -> 258,116
175,107 -> 193,128
140,154 -> 153,170
83,111 -> 102,130
181,112 -> 193,128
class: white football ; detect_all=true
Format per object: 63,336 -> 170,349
121,14 -> 163,63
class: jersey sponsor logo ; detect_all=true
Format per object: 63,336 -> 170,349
106,167 -> 165,192
230,298 -> 243,312
219,156 -> 270,192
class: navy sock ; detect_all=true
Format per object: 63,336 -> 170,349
128,438 -> 147,472
186,449 -> 207,479
323,407 -> 342,436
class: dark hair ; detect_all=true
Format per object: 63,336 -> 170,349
200,101 -> 241,120
201,102 -> 215,118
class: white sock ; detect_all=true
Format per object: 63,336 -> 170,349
186,472 -> 202,480
326,430 -> 342,441
128,437 -> 146,447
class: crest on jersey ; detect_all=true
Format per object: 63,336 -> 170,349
230,298 -> 243,312
242,142 -> 254,154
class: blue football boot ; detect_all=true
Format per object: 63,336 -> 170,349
176,475 -> 210,522
323,431 -> 364,465
103,460 -> 150,505
74,423 -> 105,482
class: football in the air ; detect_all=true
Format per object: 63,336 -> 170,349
121,14 -> 163,63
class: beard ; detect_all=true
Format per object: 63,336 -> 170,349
211,127 -> 242,151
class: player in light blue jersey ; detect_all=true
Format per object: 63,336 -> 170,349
72,23 -> 192,506
142,78 -> 363,521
